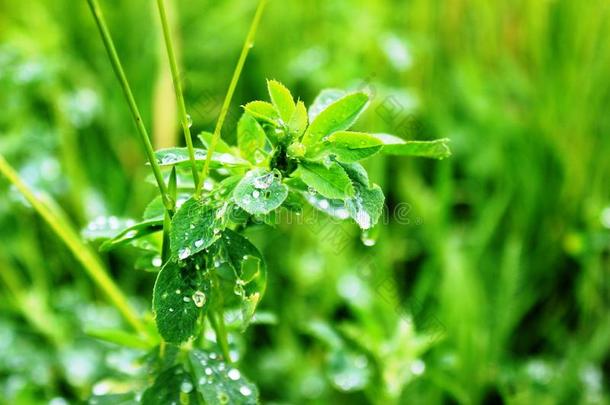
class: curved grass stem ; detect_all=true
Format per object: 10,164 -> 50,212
156,0 -> 200,187
86,0 -> 173,212
194,0 -> 269,198
0,154 -> 146,335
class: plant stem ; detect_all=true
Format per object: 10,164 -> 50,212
155,0 -> 200,187
194,0 -> 268,198
0,154 -> 146,335
86,0 -> 173,212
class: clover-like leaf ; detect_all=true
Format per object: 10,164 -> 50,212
208,229 -> 267,328
237,113 -> 267,164
267,79 -> 295,123
170,197 -> 231,260
99,218 -> 163,252
302,92 -> 369,146
320,131 -> 383,162
233,169 -> 288,215
243,100 -> 279,124
198,131 -> 233,154
152,255 -> 211,344
154,147 -> 249,168
308,89 -> 346,121
141,365 -> 200,405
189,350 -> 259,405
371,133 -> 451,159
295,160 -> 355,199
341,163 -> 385,230
288,100 -> 308,136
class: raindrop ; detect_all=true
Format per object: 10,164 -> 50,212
180,381 -> 193,393
186,114 -> 193,128
178,248 -> 191,260
239,386 -> 252,396
169,308 -> 174,312
205,367 -> 213,376
175,289 -> 181,294
252,190 -> 260,199
253,173 -> 274,189
319,199 -> 330,210
194,239 -> 204,248
192,291 -> 206,308
152,256 -> 163,267
183,296 -> 191,303
227,368 -> 241,381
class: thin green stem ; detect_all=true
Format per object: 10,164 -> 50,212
156,0 -> 200,187
194,0 -> 268,198
86,0 -> 173,212
0,154 -> 146,335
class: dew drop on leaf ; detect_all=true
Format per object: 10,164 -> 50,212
194,239 -> 204,248
192,291 -> 206,308
227,369 -> 241,381
252,190 -> 260,199
240,386 -> 252,396
186,114 -> 193,128
178,247 -> 191,260
180,381 -> 193,393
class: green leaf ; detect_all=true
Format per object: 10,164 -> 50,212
154,147 -> 249,168
237,113 -> 267,164
295,161 -> 355,199
243,100 -> 279,124
303,92 -> 369,146
323,131 -> 383,162
198,131 -> 233,154
208,229 -> 267,328
341,163 -> 385,230
152,256 -> 211,344
141,365 -> 200,405
99,218 -> 163,252
189,350 -> 259,404
371,133 -> 451,159
170,197 -> 231,260
86,327 -> 152,350
233,169 -> 288,215
288,100 -> 308,136
267,79 -> 295,123
82,216 -> 137,241
308,89 -> 346,121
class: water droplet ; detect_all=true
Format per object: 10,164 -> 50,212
186,114 -> 193,128
216,203 -> 228,218
183,296 -> 191,302
252,190 -> 260,199
213,228 -> 220,235
161,153 -> 177,165
205,367 -> 213,375
319,199 -> 330,210
198,377 -> 206,385
194,239 -> 204,248
253,173 -> 274,189
169,308 -> 174,312
178,247 -> 191,260
192,291 -> 206,307
227,368 -> 241,381
175,289 -> 181,294
239,386 -> 252,396
152,256 -> 163,267
180,381 -> 193,393
411,359 -> 425,375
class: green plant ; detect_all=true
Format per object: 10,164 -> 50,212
0,1 -> 451,403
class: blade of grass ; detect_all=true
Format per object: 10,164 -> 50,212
156,0 -> 200,186
86,0 -> 173,213
0,154 -> 146,335
194,0 -> 269,198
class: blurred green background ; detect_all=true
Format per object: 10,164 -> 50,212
1,0 -> 609,403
